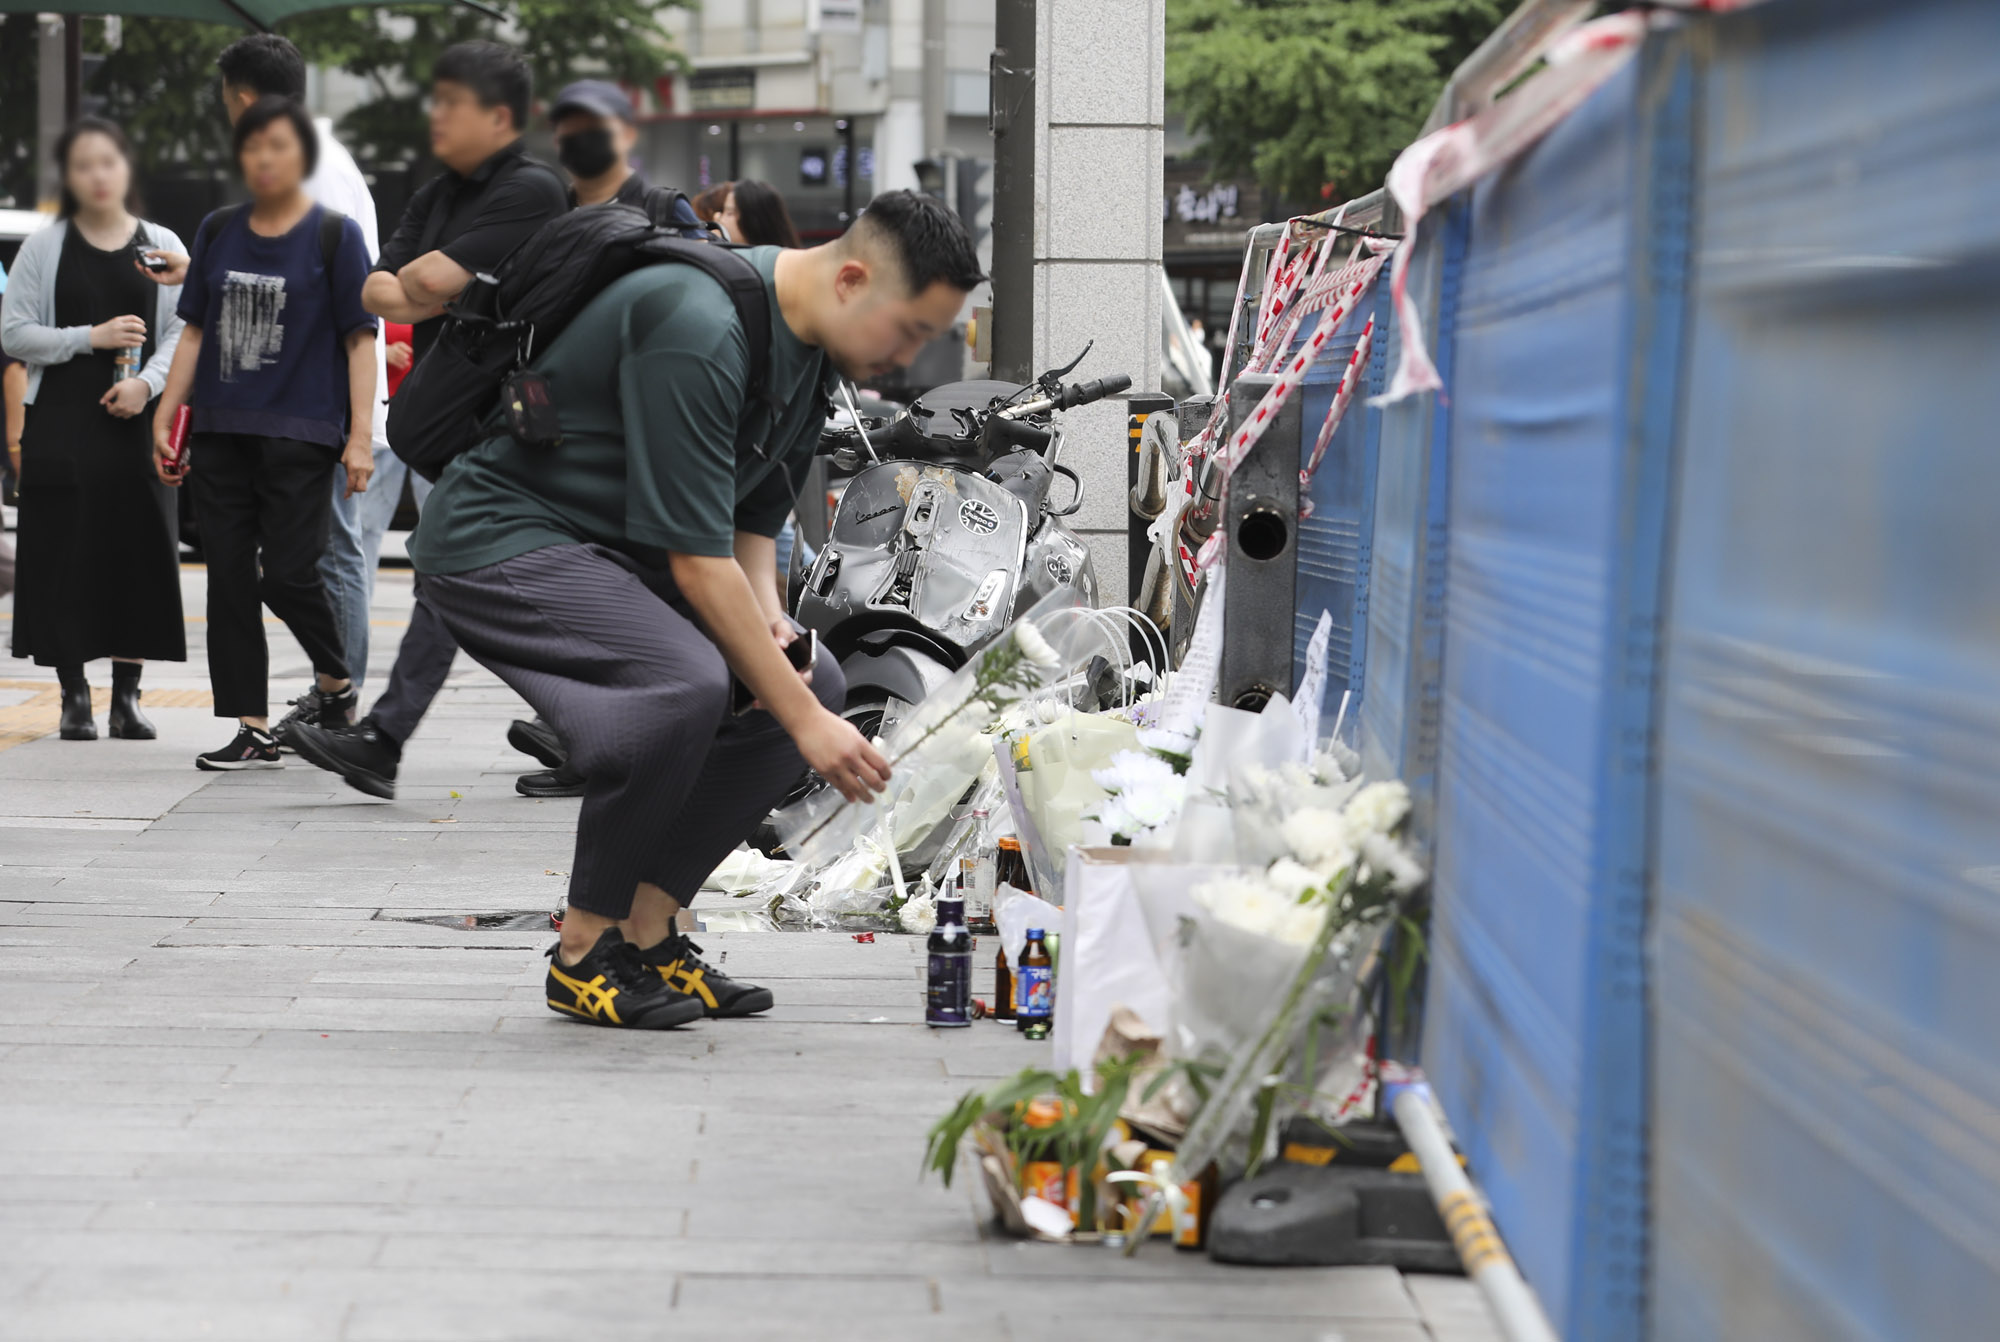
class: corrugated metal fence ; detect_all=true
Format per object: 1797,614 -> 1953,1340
1305,0 -> 2000,1336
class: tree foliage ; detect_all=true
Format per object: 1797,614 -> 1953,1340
287,0 -> 690,165
1166,0 -> 1510,204
52,0 -> 689,183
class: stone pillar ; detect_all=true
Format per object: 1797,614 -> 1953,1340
1031,0 -> 1165,610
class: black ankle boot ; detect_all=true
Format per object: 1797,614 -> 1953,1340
107,662 -> 155,740
56,665 -> 96,741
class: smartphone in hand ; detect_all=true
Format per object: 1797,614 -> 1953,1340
730,628 -> 818,715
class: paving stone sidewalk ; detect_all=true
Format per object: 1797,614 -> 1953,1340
0,567 -> 1499,1342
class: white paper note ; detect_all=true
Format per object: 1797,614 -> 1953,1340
1295,609 -> 1333,758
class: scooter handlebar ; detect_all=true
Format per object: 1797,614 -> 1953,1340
1056,373 -> 1133,410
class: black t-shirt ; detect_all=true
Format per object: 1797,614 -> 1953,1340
374,140 -> 568,361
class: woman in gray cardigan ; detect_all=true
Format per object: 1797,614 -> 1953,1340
0,117 -> 187,740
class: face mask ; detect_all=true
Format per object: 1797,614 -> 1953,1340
558,126 -> 620,180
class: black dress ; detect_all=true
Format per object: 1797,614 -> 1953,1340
10,223 -> 186,665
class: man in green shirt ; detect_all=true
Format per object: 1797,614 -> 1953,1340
379,191 -> 979,1028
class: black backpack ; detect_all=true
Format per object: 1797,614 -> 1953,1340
386,203 -> 774,482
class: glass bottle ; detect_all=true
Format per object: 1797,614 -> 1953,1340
925,888 -> 972,1028
1016,926 -> 1053,1036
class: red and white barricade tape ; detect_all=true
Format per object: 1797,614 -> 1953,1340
1192,255 -> 1386,572
1379,9 -> 1650,402
1298,314 -> 1376,519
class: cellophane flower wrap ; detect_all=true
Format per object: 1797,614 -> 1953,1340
774,590 -> 1104,867
1165,756 -> 1425,1184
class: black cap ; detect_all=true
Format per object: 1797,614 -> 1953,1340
550,79 -> 636,125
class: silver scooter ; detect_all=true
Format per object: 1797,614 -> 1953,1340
793,353 -> 1132,743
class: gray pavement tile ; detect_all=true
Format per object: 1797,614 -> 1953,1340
946,1268 -> 1422,1319
1003,1319 -> 1428,1342
0,1298 -> 351,1342
0,603 -> 1465,1334
673,1272 -> 938,1315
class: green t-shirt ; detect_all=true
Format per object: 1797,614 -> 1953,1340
408,245 -> 826,575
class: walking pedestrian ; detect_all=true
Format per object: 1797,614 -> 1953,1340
277,41 -> 566,797
148,97 -> 377,770
219,36 -> 389,714
0,117 -> 187,739
716,179 -> 802,249
410,191 -> 981,1027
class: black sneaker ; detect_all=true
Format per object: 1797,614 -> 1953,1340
546,928 -> 704,1029
195,724 -> 281,771
286,717 -> 400,799
639,931 -> 774,1017
507,717 -> 567,770
271,682 -> 359,751
515,765 -> 586,799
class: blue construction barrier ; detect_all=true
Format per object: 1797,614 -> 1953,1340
1650,1 -> 2000,1338
1327,0 -> 2000,1336
1287,279 -> 1378,722
1357,199 -> 1468,849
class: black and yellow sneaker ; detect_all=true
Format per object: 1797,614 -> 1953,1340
545,928 -> 704,1029
639,931 -> 774,1018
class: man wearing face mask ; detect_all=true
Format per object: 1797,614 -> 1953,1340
550,81 -> 709,234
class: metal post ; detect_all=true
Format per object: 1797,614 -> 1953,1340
988,0 -> 1036,382
837,118 -> 856,223
63,14 -> 80,123
922,0 -> 947,158
1388,1078 -> 1560,1342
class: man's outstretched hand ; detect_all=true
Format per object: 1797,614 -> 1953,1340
793,710 -> 890,804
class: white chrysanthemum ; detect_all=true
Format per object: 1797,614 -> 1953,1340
1136,725 -> 1195,759
1192,872 -> 1327,946
1090,793 -> 1138,837
1014,622 -> 1062,669
1277,760 -> 1316,792
1282,807 -> 1353,866
1342,781 -> 1411,841
1357,831 -> 1426,894
898,893 -> 937,935
1266,857 -> 1327,899
1122,776 -> 1187,831
1092,748 -> 1178,795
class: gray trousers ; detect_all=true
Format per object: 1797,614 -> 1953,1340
422,543 -> 842,920
367,580 -> 458,745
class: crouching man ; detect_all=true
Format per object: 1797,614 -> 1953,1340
408,190 -> 985,1028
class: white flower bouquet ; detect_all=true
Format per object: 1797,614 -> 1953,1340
1083,748 -> 1190,847
774,590 -> 1117,868
1154,777 -> 1424,1198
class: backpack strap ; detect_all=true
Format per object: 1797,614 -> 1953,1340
201,203 -> 346,270
199,203 -> 244,253
317,207 -> 348,269
639,185 -> 691,229
648,238 -> 779,458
